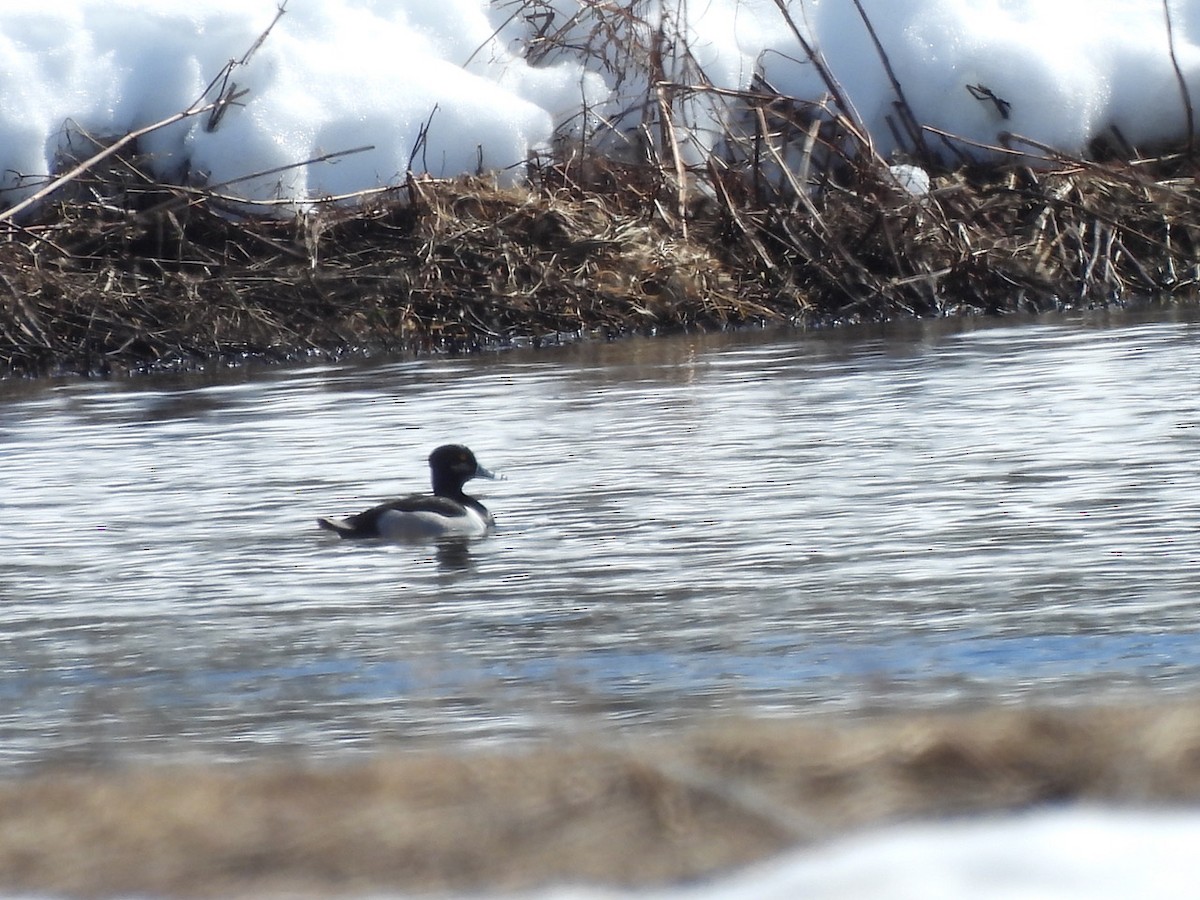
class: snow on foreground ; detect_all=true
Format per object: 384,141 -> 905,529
2,1 -> 1200,211
480,808 -> 1200,900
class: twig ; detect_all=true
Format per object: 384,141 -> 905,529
770,0 -> 859,131
409,106 -> 439,174
654,82 -> 688,237
754,106 -> 828,237
238,1 -> 288,67
850,0 -> 930,162
0,95 -> 240,225
705,157 -> 776,275
207,4 -> 288,131
1162,0 -> 1194,155
923,125 -> 1052,162
134,144 -> 376,220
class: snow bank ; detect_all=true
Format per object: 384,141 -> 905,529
2,1 -> 1199,211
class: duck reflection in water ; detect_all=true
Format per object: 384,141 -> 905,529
318,444 -> 501,541
433,537 -> 475,570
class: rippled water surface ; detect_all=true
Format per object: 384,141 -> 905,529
2,310 -> 1200,770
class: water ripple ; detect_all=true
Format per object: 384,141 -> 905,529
2,310 -> 1200,768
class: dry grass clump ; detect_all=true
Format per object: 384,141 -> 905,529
0,148 -> 779,377
733,155 -> 1200,321
6,140 -> 1200,378
1,701 -> 1199,897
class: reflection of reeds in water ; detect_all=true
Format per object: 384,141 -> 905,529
1,702 -> 1198,896
3,1 -> 1200,377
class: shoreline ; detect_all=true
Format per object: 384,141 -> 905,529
0,699 -> 1197,896
5,0 -> 1200,381
4,149 -> 1200,379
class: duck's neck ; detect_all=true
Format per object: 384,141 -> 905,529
432,474 -> 467,499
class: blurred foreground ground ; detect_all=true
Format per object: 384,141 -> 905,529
1,700 -> 1198,897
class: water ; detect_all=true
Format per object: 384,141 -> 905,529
2,309 -> 1200,772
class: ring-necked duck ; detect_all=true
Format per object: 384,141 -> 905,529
318,444 -> 500,540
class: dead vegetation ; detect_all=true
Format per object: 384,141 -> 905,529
3,0 -> 1200,377
3,141 -> 1200,378
0,158 -> 784,377
2,701 -> 1200,897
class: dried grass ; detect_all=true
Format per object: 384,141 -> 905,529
4,142 -> 1200,378
2,701 -> 1199,896
0,156 -> 779,377
4,2 -> 1200,376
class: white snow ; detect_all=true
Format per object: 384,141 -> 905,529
3,1 -> 1200,213
495,807 -> 1200,900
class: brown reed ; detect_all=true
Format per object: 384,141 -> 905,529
2,0 -> 1200,377
1,701 -> 1198,897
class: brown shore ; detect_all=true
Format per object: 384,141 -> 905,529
1,700 -> 1198,897
4,142 -> 1200,379
4,0 -> 1200,380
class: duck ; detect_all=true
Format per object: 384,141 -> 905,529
318,444 -> 500,540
